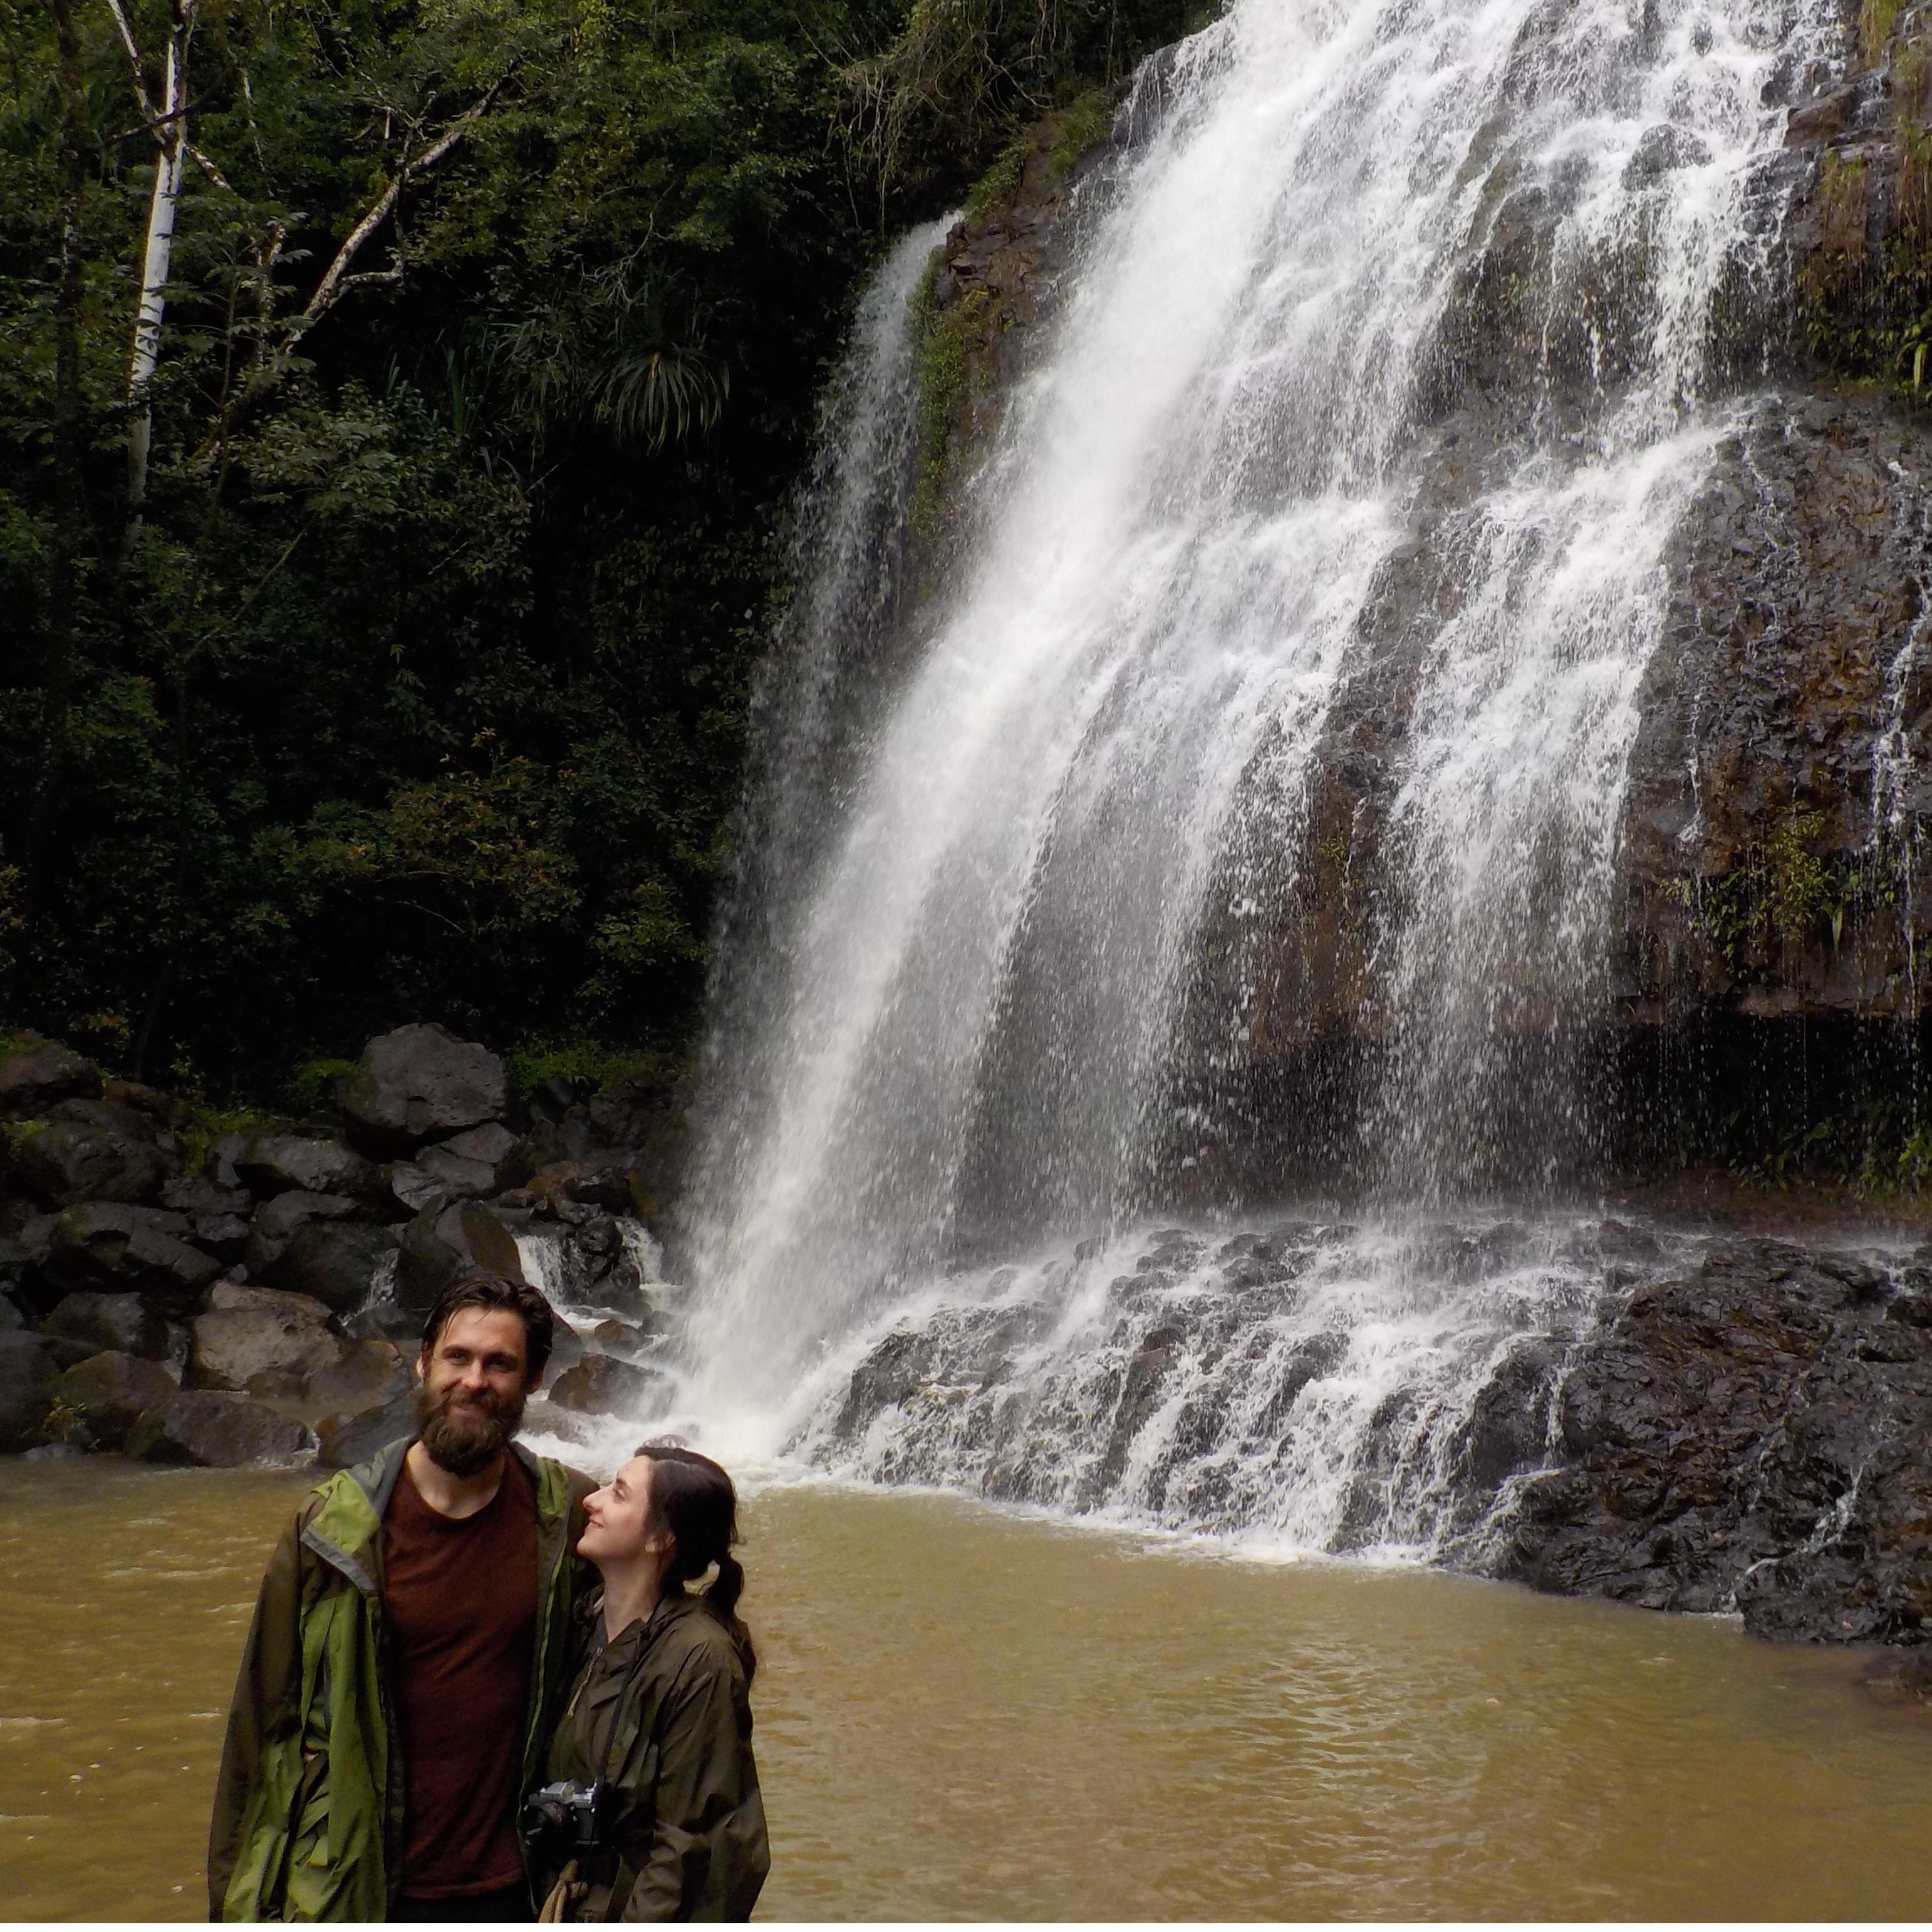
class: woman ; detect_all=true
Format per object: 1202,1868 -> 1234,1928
531,1444 -> 769,1922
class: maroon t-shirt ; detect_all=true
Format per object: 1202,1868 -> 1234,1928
382,1452 -> 539,1898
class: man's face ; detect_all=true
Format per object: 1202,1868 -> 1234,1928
413,1306 -> 538,1476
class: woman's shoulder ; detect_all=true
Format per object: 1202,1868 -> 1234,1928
655,1594 -> 748,1678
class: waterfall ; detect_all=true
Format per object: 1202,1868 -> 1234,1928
668,0 -> 1837,1545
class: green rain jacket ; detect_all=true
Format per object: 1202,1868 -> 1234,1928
541,1591 -> 769,1922
207,1438 -> 595,1922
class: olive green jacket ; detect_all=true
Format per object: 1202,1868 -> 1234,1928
207,1438 -> 595,1922
543,1592 -> 769,1922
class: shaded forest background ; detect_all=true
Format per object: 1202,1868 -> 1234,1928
1,0 -> 1193,1104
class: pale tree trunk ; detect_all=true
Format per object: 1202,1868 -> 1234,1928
122,0 -> 196,537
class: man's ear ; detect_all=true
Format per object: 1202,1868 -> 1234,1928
413,1350 -> 428,1386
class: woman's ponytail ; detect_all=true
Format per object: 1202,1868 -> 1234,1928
636,1443 -> 758,1684
706,1552 -> 757,1684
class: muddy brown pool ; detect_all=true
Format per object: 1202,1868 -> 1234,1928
4,1458 -> 1931,1919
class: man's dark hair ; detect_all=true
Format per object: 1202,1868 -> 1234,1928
420,1271 -> 556,1383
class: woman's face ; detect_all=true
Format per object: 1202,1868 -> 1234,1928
578,1455 -> 665,1566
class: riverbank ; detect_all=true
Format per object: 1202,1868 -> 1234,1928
4,1460 -> 1932,1920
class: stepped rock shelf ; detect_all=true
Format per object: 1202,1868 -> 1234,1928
0,1025 -> 678,1475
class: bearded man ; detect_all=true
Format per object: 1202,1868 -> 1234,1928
209,1272 -> 595,1923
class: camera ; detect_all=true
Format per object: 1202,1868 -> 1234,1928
521,1779 -> 610,1865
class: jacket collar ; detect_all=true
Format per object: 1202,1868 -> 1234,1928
303,1437 -> 559,1596
345,1435 -> 550,1521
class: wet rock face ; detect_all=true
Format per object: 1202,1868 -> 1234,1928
1502,1239 -> 1932,1643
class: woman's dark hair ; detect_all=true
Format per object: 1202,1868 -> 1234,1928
422,1271 -> 556,1382
635,1442 -> 757,1683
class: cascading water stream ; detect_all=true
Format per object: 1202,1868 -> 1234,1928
657,0 -> 1840,1552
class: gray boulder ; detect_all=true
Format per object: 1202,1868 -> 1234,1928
0,1331 -> 59,1452
8,1099 -> 179,1207
41,1289 -> 170,1360
191,1212 -> 253,1264
305,1338 -> 412,1419
160,1175 -> 252,1218
129,1390 -> 315,1467
340,1025 -> 507,1151
266,1222 -> 398,1316
244,1190 -> 358,1275
413,1143 -> 497,1200
0,1036 -> 100,1114
437,1121 -> 518,1170
316,1387 -> 417,1469
189,1283 -> 345,1391
44,1202 -> 222,1314
547,1352 -> 663,1416
54,1350 -> 179,1452
235,1133 -> 379,1201
395,1200 -> 526,1314
385,1163 -> 450,1217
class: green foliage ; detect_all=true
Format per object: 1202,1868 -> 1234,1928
910,259 -> 989,539
1668,810 -> 1857,972
289,1057 -> 358,1113
506,1037 -> 675,1097
0,0 -> 1195,1102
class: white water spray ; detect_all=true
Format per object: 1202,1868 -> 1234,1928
667,0 -> 1836,1545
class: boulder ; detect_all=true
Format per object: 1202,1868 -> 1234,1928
316,1386 -> 417,1468
340,1025 -> 507,1151
234,1133 -> 379,1201
386,1163 -> 451,1217
588,1314 -> 663,1359
0,1036 -> 100,1115
54,1350 -> 179,1452
160,1174 -> 252,1218
437,1121 -> 518,1171
265,1222 -> 398,1316
395,1200 -> 526,1314
546,1352 -> 663,1416
205,1131 -> 249,1189
189,1283 -> 345,1391
190,1212 -> 253,1264
303,1344 -> 413,1421
304,1338 -> 412,1418
8,1099 -> 179,1207
129,1390 -> 315,1467
44,1202 -> 222,1315
413,1144 -> 497,1200
244,1190 -> 358,1275
40,1289 -> 170,1360
0,1331 -> 60,1452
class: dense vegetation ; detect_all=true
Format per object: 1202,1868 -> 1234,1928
1,0 -> 1192,1103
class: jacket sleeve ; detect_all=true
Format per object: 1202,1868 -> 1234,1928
616,1656 -> 769,1923
207,1510 -> 307,1920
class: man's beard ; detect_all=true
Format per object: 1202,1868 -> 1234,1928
415,1381 -> 526,1476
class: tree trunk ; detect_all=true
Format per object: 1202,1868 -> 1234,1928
125,0 -> 195,539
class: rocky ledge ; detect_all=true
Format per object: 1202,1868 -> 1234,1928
0,1026 -> 679,1468
1500,1235 -> 1932,1645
